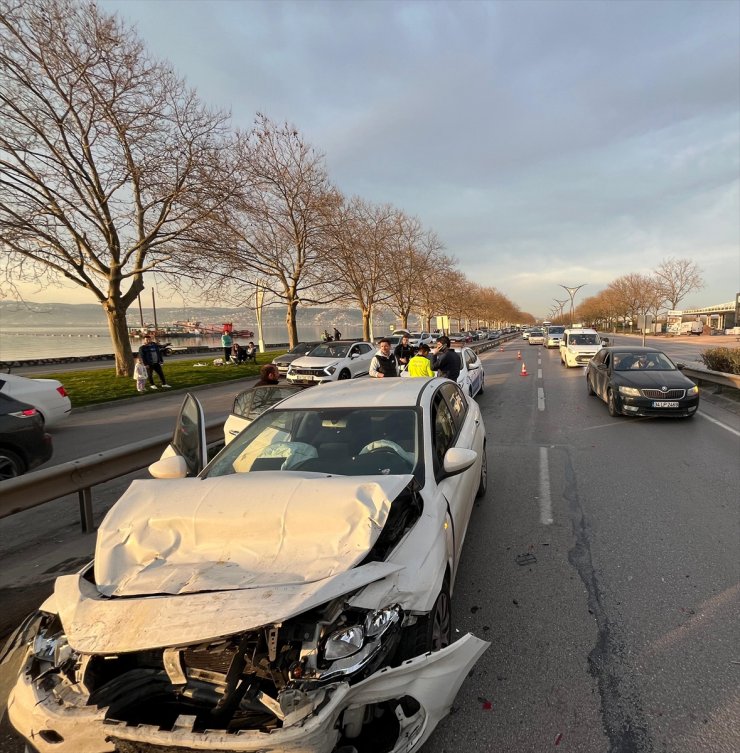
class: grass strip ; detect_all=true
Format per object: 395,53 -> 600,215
39,352 -> 283,409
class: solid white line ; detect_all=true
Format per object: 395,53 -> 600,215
539,446 -> 553,525
698,412 -> 740,437
537,386 -> 545,411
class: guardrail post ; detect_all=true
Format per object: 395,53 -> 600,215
78,488 -> 94,533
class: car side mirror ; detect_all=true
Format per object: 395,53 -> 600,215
601,338 -> 609,346
443,447 -> 477,476
149,454 -> 188,479
675,362 -> 685,370
350,352 -> 360,359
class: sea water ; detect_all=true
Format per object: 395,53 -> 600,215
0,324 -> 368,361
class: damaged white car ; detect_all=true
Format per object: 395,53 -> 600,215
5,377 -> 489,753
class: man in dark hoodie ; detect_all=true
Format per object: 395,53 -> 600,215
431,335 -> 460,382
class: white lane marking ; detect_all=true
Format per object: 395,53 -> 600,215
537,369 -> 543,379
698,412 -> 740,437
537,386 -> 545,411
539,446 -> 553,525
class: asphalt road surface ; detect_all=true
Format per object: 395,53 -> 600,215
2,337 -> 739,752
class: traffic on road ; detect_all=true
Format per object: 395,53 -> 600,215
1,332 -> 738,753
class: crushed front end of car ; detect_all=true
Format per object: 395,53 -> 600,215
6,473 -> 488,753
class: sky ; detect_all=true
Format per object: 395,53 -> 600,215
24,0 -> 740,317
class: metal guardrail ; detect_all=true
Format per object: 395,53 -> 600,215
0,420 -> 224,533
679,365 -> 740,392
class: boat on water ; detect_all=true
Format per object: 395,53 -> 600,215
127,321 -> 254,339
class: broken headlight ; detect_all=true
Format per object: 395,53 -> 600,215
31,617 -> 75,670
323,605 -> 401,661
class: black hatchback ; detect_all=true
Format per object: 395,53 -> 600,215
0,392 -> 53,480
586,346 -> 700,418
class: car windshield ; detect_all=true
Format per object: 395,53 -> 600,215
613,352 -> 676,371
570,334 -> 600,345
205,407 -> 421,480
409,333 -> 422,338
307,343 -> 351,358
530,330 -> 543,336
547,327 -> 565,335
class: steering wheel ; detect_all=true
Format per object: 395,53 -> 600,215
360,439 -> 406,457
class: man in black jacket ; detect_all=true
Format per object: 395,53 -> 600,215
431,335 -> 460,382
369,338 -> 399,378
394,334 -> 415,372
138,335 -> 171,390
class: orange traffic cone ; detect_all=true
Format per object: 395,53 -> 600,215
521,362 -> 528,376
517,350 -> 522,360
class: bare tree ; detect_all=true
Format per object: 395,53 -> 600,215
654,257 -> 704,311
324,197 -> 396,341
383,214 -> 444,330
0,0 -> 236,374
415,252 -> 456,332
214,116 -> 340,348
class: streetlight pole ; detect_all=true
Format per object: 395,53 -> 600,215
553,299 -> 568,324
559,284 -> 586,327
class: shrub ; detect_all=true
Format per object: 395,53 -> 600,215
700,347 -> 740,375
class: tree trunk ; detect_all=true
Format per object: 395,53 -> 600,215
362,307 -> 372,342
286,298 -> 299,348
104,303 -> 135,376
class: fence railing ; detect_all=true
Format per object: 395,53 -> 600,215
0,420 -> 224,532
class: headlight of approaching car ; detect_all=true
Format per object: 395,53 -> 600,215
323,605 -> 401,661
618,386 -> 641,396
325,363 -> 338,375
687,385 -> 699,396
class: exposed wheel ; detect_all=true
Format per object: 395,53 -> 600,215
607,388 -> 620,417
586,375 -> 595,396
397,578 -> 451,661
476,443 -> 488,498
478,375 -> 484,394
0,449 -> 24,481
337,369 -> 351,380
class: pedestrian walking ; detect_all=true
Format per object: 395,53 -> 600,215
221,330 -> 233,362
133,356 -> 148,392
333,327 -> 342,341
137,335 -> 171,390
431,335 -> 460,382
407,344 -> 435,377
369,338 -> 399,378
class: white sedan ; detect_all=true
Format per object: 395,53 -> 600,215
454,346 -> 485,398
408,331 -> 433,348
287,339 -> 374,384
0,373 -> 71,427
8,379 -> 489,753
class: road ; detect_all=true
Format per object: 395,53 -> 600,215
2,338 -> 739,752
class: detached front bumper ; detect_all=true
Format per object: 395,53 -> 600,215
9,635 -> 488,753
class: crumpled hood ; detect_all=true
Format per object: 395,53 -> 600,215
95,472 -> 412,598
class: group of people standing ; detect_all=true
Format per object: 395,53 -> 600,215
322,327 -> 342,342
369,334 -> 460,381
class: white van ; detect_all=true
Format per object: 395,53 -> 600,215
559,328 -> 604,367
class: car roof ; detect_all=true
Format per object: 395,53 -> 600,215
564,328 -> 598,333
272,376 -> 448,409
603,346 -> 664,354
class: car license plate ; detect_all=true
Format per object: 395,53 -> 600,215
652,401 -> 679,408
